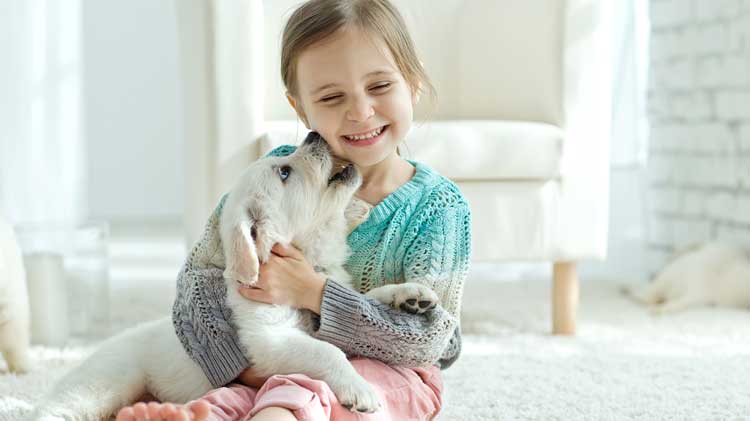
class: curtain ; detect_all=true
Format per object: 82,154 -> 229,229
611,0 -> 650,168
0,0 -> 86,227
583,0 -> 651,279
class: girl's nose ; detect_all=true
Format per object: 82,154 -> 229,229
345,95 -> 374,122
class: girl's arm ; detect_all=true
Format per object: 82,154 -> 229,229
172,198 -> 251,388
312,203 -> 472,368
172,146 -> 296,388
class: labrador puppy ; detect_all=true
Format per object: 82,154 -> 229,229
0,216 -> 32,373
623,243 -> 750,314
30,133 -> 438,420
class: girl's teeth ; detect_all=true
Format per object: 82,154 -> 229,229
345,126 -> 383,141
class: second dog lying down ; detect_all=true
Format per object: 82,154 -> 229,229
623,243 -> 750,314
30,133 -> 439,420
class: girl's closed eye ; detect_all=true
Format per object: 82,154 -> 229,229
371,82 -> 392,92
319,94 -> 342,103
318,82 -> 394,103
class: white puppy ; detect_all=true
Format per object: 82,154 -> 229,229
624,243 -> 750,314
0,216 -> 33,373
30,135 -> 438,420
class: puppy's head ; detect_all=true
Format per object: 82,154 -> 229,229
220,132 -> 361,285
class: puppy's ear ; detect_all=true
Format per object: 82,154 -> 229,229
224,218 -> 260,285
221,203 -> 274,286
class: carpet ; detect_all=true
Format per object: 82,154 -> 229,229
2,277 -> 750,420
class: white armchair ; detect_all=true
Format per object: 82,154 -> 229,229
176,0 -> 612,334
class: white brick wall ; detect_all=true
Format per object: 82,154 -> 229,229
647,0 -> 750,271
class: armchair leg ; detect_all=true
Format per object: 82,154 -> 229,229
552,261 -> 579,335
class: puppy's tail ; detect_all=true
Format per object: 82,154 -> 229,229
29,329 -> 148,421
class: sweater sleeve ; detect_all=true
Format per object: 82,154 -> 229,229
172,196 -> 250,388
313,202 -> 472,369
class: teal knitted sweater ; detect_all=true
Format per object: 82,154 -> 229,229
172,143 -> 472,388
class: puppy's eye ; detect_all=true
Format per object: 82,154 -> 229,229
278,165 -> 292,182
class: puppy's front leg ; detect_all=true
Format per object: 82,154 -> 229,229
367,283 -> 439,314
250,330 -> 380,413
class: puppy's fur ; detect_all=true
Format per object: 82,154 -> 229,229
0,217 -> 32,373
30,135 -> 438,420
624,243 -> 750,314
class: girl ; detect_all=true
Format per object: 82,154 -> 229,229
117,0 -> 470,420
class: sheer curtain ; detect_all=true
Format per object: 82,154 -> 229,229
0,0 -> 86,227
611,0 -> 650,168
583,0 -> 651,279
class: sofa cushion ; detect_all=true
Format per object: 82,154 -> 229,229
260,120 -> 563,181
403,120 -> 563,181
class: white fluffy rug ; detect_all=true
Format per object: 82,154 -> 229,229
2,277 -> 750,421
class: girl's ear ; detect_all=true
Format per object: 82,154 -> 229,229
286,92 -> 311,128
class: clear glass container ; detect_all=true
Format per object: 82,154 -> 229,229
15,221 -> 111,343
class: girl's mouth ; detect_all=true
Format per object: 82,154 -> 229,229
341,125 -> 388,147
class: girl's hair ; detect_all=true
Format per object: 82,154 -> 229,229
280,0 -> 436,107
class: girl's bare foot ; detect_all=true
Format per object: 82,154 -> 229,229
115,400 -> 211,421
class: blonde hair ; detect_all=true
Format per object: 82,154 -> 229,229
280,0 -> 436,107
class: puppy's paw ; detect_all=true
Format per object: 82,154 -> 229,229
6,352 -> 33,374
367,283 -> 439,314
330,375 -> 381,413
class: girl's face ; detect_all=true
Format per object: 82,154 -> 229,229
288,26 -> 417,168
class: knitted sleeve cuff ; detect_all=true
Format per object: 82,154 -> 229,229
190,331 -> 250,388
314,279 -> 365,352
172,309 -> 250,387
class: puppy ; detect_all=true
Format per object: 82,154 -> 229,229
623,243 -> 750,314
0,216 -> 32,374
30,133 -> 438,420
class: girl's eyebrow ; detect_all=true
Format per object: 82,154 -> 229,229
310,69 -> 396,95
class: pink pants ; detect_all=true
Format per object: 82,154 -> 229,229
195,358 -> 442,421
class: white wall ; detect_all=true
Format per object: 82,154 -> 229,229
647,0 -> 750,271
83,0 -> 184,221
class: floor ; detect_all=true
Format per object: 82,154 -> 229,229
2,221 -> 750,420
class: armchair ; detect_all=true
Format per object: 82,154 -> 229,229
176,0 -> 612,334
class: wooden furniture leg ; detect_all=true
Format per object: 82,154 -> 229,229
552,261 -> 578,335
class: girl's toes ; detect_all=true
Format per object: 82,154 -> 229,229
159,403 -> 178,419
174,408 -> 190,421
148,402 -> 164,419
188,401 -> 211,421
116,407 -> 136,421
133,402 -> 150,419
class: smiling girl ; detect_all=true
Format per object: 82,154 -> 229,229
117,1 -> 470,420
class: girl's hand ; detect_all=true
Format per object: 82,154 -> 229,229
238,243 -> 327,314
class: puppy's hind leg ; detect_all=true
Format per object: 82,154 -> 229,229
250,330 -> 381,414
0,318 -> 33,373
29,333 -> 148,420
2,344 -> 32,374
